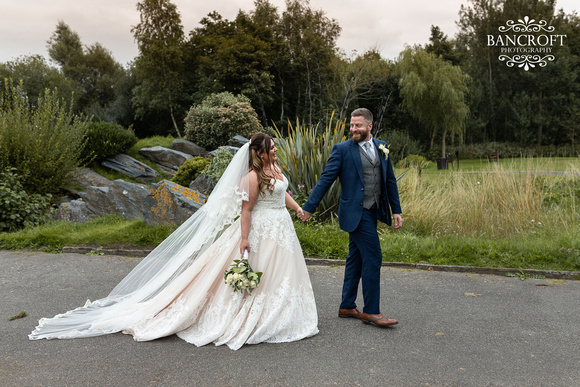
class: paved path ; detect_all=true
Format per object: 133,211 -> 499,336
2,250 -> 579,386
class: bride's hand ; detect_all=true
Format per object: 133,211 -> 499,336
240,239 -> 250,257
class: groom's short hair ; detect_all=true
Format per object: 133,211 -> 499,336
351,108 -> 373,124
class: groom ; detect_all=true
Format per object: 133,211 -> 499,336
301,108 -> 402,327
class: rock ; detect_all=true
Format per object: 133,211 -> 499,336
227,135 -> 250,148
144,180 -> 206,226
189,173 -> 217,196
155,163 -> 177,176
171,139 -> 208,157
78,179 -> 150,220
101,154 -> 160,183
72,168 -> 112,189
209,146 -> 239,157
54,199 -> 96,223
138,146 -> 192,171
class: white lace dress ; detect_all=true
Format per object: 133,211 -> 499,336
41,177 -> 318,350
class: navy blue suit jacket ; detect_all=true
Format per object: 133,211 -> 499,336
302,138 -> 402,233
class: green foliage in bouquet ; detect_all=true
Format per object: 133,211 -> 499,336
171,156 -> 211,187
203,148 -> 233,180
184,92 -> 262,150
0,168 -> 52,232
224,259 -> 263,294
82,121 -> 137,162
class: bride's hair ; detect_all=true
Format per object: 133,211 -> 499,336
249,133 -> 277,195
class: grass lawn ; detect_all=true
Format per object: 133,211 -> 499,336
1,216 -> 577,273
1,156 -> 578,274
399,157 -> 580,177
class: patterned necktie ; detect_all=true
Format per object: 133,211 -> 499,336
364,142 -> 375,163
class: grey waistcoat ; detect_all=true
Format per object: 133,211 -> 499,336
359,145 -> 382,209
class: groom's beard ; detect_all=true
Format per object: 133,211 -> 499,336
351,130 -> 371,143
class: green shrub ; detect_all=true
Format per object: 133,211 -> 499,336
273,113 -> 348,220
172,156 -> 211,186
203,148 -> 233,180
0,79 -> 88,195
184,92 -> 262,150
0,168 -> 52,232
82,121 -> 137,162
400,154 -> 430,169
377,130 -> 423,165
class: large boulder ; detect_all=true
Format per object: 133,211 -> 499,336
189,173 -> 217,196
209,146 -> 239,157
139,146 -> 192,171
54,199 -> 96,223
171,139 -> 208,157
227,135 -> 250,148
72,168 -> 112,189
144,180 -> 206,225
101,154 -> 160,183
78,179 -> 150,220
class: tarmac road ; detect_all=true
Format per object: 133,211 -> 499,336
1,250 -> 579,386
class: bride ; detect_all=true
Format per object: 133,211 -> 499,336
29,133 -> 319,350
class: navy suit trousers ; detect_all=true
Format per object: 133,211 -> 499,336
339,208 -> 382,314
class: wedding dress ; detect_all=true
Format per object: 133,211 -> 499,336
29,143 -> 318,350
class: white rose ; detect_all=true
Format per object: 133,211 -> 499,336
250,280 -> 257,288
378,144 -> 389,158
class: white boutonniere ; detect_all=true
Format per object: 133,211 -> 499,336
378,143 -> 390,159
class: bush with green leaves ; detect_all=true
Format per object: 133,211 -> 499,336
273,114 -> 348,221
82,121 -> 137,162
172,156 -> 211,186
400,154 -> 430,169
377,130 -> 423,165
0,79 -> 88,195
203,148 -> 233,180
0,168 -> 52,232
184,92 -> 262,150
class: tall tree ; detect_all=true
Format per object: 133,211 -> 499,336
0,55 -> 78,108
396,47 -> 470,157
279,0 -> 341,128
132,0 -> 185,137
456,0 -> 580,146
46,21 -> 124,116
425,25 -> 461,65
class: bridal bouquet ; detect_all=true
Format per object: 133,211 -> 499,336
224,250 -> 262,294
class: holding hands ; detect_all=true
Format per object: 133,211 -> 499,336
298,209 -> 311,222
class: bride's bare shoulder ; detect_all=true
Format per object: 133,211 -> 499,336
246,169 -> 259,185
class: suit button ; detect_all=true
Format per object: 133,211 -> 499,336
360,203 -> 363,206
361,188 -> 364,191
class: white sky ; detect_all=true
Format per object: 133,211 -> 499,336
0,0 -> 577,66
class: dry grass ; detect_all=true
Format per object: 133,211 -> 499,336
401,159 -> 578,238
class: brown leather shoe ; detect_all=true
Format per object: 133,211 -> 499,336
360,313 -> 398,327
338,308 -> 363,319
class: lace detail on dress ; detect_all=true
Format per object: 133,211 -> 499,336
177,276 -> 318,350
247,177 -> 295,255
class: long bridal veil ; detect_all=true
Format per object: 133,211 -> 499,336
30,143 -> 251,340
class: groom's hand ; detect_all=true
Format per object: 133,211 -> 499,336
393,214 -> 403,229
300,210 -> 312,222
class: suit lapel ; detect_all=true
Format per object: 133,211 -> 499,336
349,140 -> 365,185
